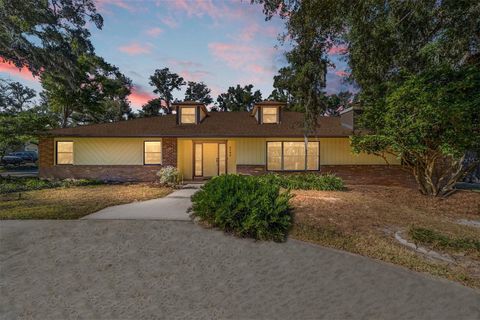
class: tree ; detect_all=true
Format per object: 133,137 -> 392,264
41,54 -> 133,127
0,0 -> 103,83
216,84 -> 262,112
351,65 -> 480,197
256,0 -> 480,195
322,91 -> 354,115
149,68 -> 185,114
184,81 -> 213,105
140,98 -> 163,117
0,79 -> 54,158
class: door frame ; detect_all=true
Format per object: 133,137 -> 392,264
192,140 -> 228,178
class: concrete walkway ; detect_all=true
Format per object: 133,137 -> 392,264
83,184 -> 202,221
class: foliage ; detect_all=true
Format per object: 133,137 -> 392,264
191,175 -> 293,242
148,68 -> 185,114
41,54 -> 133,127
0,0 -> 103,83
0,176 -> 102,194
0,79 -> 55,157
140,98 -> 164,117
260,173 -> 345,191
352,65 -> 480,196
156,166 -> 182,186
409,227 -> 480,252
216,84 -> 262,112
184,81 -> 213,105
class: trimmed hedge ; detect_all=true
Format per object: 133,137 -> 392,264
191,174 -> 292,242
0,177 -> 102,194
260,173 -> 345,191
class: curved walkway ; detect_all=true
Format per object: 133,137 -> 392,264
1,220 -> 479,319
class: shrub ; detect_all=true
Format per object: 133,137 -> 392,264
191,174 -> 292,241
156,166 -> 182,186
260,173 -> 344,191
0,177 -> 102,194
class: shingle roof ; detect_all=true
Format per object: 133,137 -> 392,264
45,112 -> 353,137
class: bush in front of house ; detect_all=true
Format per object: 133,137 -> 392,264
260,173 -> 345,191
0,177 -> 102,194
156,166 -> 182,186
191,174 -> 293,242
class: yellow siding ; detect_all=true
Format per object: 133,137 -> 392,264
319,138 -> 400,165
54,138 -> 150,165
177,139 -> 193,180
232,137 -> 399,166
235,138 -> 266,164
227,140 -> 236,174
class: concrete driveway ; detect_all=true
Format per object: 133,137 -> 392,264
83,184 -> 201,221
1,220 -> 479,320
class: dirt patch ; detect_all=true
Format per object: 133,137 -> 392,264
290,184 -> 480,288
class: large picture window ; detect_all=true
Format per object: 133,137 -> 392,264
56,141 -> 73,165
180,107 -> 196,124
144,141 -> 162,165
266,141 -> 319,171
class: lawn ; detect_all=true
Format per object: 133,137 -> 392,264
0,184 -> 171,219
290,185 -> 480,288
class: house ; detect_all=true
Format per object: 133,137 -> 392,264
38,101 -> 400,181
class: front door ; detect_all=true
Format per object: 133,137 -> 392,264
194,142 -> 227,178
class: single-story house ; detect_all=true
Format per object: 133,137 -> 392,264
38,101 -> 400,182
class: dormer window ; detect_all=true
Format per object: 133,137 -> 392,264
181,107 -> 196,124
262,107 -> 278,124
251,101 -> 286,124
174,101 -> 208,125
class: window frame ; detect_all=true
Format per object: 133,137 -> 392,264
266,141 -> 320,171
261,107 -> 279,124
143,140 -> 162,165
180,106 -> 197,124
55,141 -> 74,165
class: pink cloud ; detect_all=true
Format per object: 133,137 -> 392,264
160,16 -> 180,28
237,22 -> 279,42
167,58 -> 203,69
146,27 -> 163,37
208,42 -> 275,69
179,70 -> 213,82
128,85 -> 155,109
95,0 -> 135,12
118,42 -> 152,55
335,70 -> 349,77
328,45 -> 348,55
0,60 -> 37,81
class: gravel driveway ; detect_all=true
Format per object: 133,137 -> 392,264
1,220 -> 479,319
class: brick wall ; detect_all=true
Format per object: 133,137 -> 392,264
162,138 -> 177,167
237,165 -> 266,175
39,165 -> 163,182
38,137 -> 54,168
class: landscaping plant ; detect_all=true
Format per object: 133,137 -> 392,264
156,166 -> 182,187
191,174 -> 292,242
260,173 -> 344,191
0,177 -> 101,194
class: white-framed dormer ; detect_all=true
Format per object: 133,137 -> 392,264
173,101 -> 208,125
251,101 -> 286,124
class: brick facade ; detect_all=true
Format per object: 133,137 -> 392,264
38,137 -> 177,182
236,165 -> 267,175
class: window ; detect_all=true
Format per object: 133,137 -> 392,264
266,141 -> 319,171
144,141 -> 162,165
56,141 -> 73,165
181,107 -> 196,124
262,107 -> 278,123
194,143 -> 203,176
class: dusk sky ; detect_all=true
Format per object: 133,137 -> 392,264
0,0 -> 352,110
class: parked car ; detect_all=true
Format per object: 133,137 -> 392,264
1,155 -> 24,165
8,152 -> 38,163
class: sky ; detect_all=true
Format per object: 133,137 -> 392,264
0,0 -> 352,110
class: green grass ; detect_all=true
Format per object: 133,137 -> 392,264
409,227 -> 480,252
0,177 -> 102,194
